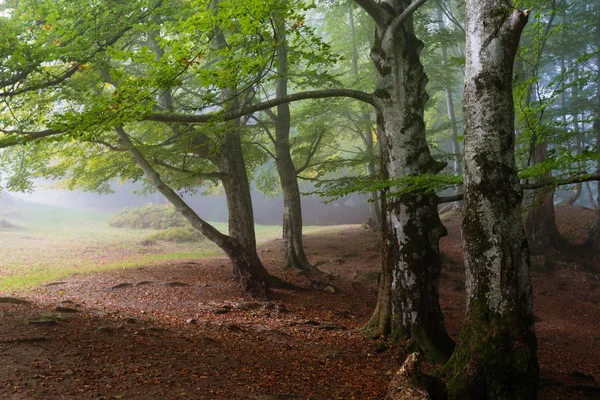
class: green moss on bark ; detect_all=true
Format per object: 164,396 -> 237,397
445,292 -> 539,400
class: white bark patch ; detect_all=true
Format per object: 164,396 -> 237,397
390,213 -> 407,294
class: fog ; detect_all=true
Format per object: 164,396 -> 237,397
7,179 -> 372,226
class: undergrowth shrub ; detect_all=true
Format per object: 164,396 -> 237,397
143,226 -> 205,243
109,203 -> 188,229
0,218 -> 23,230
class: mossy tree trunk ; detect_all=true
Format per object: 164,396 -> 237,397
446,2 -> 539,399
359,0 -> 454,362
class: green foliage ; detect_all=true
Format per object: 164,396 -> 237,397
144,226 -> 206,243
310,173 -> 463,202
108,203 -> 188,229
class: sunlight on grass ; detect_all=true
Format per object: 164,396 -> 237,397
0,249 -> 223,291
0,200 -> 335,292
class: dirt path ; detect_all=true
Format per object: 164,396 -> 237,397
1,210 -> 599,399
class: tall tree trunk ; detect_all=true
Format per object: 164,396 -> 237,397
437,6 -> 463,211
272,4 -> 315,272
446,3 -> 539,399
363,0 -> 454,362
149,23 -> 277,295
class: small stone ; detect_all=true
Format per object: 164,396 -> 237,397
26,314 -> 60,325
318,323 -> 346,331
44,282 -> 67,287
304,320 -> 321,326
226,324 -> 244,332
0,297 -> 31,305
186,318 -> 197,325
324,286 -> 336,294
238,302 -> 262,311
111,283 -> 132,290
55,307 -> 79,313
63,369 -> 74,376
213,305 -> 232,315
276,303 -> 288,313
164,281 -> 189,287
135,281 -> 154,286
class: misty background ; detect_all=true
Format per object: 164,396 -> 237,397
5,179 -> 373,226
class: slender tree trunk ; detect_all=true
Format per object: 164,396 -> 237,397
349,5 -> 382,227
272,4 -> 315,272
364,0 -> 454,362
437,7 -> 463,211
446,3 -> 539,399
364,130 -> 383,226
567,119 -> 583,205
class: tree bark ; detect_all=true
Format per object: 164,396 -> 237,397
446,3 -> 539,399
362,0 -> 454,362
272,4 -> 316,272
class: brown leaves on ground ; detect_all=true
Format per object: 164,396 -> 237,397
0,206 -> 599,399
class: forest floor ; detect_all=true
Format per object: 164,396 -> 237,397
0,206 -> 599,399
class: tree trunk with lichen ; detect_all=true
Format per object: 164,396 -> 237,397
445,2 -> 539,398
362,0 -> 454,363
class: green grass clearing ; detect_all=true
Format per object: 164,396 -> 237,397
0,200 -> 328,291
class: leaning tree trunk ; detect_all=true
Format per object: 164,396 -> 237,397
272,6 -> 315,272
116,126 -> 271,298
446,3 -> 539,399
364,0 -> 454,363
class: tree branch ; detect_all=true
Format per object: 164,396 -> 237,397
521,174 -> 600,190
437,174 -> 600,204
295,128 -> 326,174
388,0 -> 429,37
353,0 -> 388,28
145,89 -> 378,124
0,129 -> 63,148
152,158 -> 223,180
1,0 -> 163,97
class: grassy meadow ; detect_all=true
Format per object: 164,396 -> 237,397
0,200 -> 309,292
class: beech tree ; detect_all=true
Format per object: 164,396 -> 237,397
0,0 -> 457,360
446,0 -> 539,398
